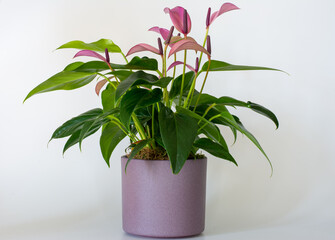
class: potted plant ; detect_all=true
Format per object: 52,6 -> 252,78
24,2 -> 283,238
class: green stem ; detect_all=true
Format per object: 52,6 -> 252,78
162,46 -> 169,106
132,113 -> 147,142
109,117 -> 138,142
179,50 -> 187,106
198,113 -> 222,132
184,72 -> 198,108
198,103 -> 216,124
156,70 -> 163,77
121,52 -> 129,64
193,59 -> 211,112
173,54 -> 177,79
198,28 -> 209,68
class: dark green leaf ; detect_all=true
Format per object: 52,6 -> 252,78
247,101 -> 279,129
200,124 -> 228,151
194,138 -> 237,165
120,88 -> 162,128
110,56 -> 158,71
159,105 -> 198,174
115,71 -> 158,100
24,71 -> 97,101
176,106 -> 228,150
57,39 -> 122,53
191,94 -> 279,129
125,139 -> 152,172
101,82 -> 117,112
100,122 -> 127,166
50,108 -> 103,140
202,60 -> 284,73
169,71 -> 195,99
63,121 -> 103,154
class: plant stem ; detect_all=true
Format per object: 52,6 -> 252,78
184,72 -> 198,108
162,46 -> 169,106
121,52 -> 129,64
193,59 -> 211,112
198,28 -> 209,68
173,54 -> 177,79
131,113 -> 147,142
179,50 -> 187,106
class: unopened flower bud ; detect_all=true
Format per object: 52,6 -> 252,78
165,26 -> 174,45
206,35 -> 211,55
158,38 -> 163,55
195,57 -> 199,72
206,7 -> 211,28
183,9 -> 188,34
105,48 -> 110,63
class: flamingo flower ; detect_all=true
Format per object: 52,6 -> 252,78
167,57 -> 199,73
149,27 -> 170,42
164,6 -> 191,35
168,38 -> 210,58
74,49 -> 110,64
206,2 -> 239,28
126,38 -> 163,57
149,26 -> 177,46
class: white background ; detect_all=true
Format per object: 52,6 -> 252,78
1,0 -> 334,239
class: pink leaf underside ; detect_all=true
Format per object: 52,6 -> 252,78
164,6 -> 191,34
95,79 -> 108,96
168,39 -> 210,58
209,2 -> 239,26
126,43 -> 160,56
167,61 -> 195,72
148,26 -> 170,40
73,50 -> 107,63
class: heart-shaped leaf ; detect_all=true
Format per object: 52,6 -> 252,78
159,105 -> 198,174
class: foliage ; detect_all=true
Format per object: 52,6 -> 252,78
25,2 -> 284,174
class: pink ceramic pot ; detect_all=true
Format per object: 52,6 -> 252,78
121,156 -> 207,238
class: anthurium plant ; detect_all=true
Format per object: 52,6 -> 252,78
25,3 -> 283,174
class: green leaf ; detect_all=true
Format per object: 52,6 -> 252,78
200,124 -> 228,151
63,120 -> 104,154
70,61 -> 110,72
50,108 -> 103,140
202,60 -> 284,73
191,94 -> 279,129
194,138 -> 237,165
176,106 -> 228,150
159,105 -> 198,174
63,62 -> 85,71
100,122 -> 127,166
101,82 -> 117,112
120,88 -> 163,128
24,71 -> 97,102
107,71 -> 133,81
247,101 -> 279,129
115,71 -> 159,100
110,56 -> 158,71
221,114 -> 273,174
169,71 -> 195,99
125,139 -> 152,172
57,39 -> 122,53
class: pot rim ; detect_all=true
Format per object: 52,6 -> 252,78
121,155 -> 207,161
